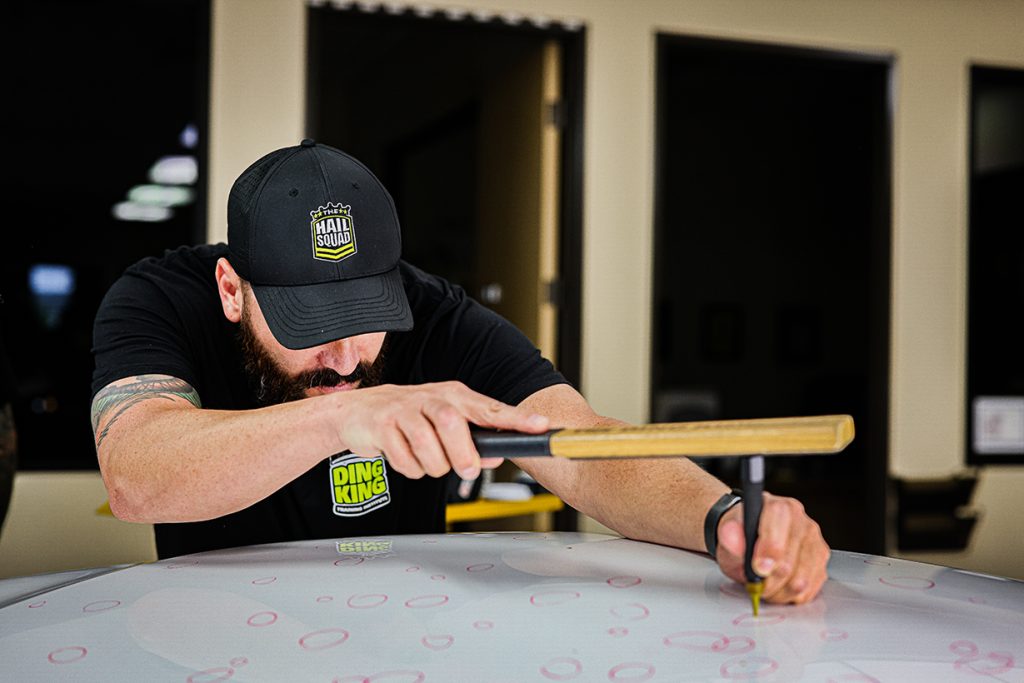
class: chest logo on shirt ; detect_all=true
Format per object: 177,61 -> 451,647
329,453 -> 390,517
310,202 -> 357,263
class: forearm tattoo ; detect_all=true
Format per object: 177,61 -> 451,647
0,403 -> 16,460
91,375 -> 201,451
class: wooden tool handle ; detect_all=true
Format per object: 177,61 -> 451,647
472,415 -> 854,459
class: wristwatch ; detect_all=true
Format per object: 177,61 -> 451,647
703,489 -> 742,559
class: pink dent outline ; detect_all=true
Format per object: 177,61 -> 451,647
607,662 -> 655,681
47,646 -> 87,664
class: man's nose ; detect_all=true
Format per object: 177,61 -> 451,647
316,338 -> 360,376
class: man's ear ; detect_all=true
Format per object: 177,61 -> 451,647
215,258 -> 244,323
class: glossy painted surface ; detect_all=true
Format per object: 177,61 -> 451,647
0,532 -> 1021,681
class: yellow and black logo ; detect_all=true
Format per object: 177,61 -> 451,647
310,202 -> 357,262
329,453 -> 390,517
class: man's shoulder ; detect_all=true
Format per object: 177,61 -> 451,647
398,260 -> 466,310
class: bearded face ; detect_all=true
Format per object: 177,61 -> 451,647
237,290 -> 387,406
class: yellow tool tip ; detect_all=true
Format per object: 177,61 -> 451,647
745,581 -> 764,617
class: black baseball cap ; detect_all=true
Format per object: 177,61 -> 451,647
227,139 -> 413,350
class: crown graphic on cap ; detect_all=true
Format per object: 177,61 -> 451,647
310,202 -> 357,263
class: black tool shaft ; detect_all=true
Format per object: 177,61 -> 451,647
471,429 -> 555,458
741,455 -> 765,584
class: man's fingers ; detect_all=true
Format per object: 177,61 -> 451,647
423,399 -> 479,479
754,497 -> 792,578
787,521 -> 830,604
380,430 -> 423,479
448,383 -> 549,433
397,412 -> 450,478
714,494 -> 830,606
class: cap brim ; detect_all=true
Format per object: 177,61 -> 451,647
252,266 -> 413,350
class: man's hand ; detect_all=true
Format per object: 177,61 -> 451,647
333,381 -> 550,481
714,492 -> 830,604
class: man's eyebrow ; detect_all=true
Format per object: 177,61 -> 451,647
91,375 -> 201,450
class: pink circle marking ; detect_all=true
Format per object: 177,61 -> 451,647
186,668 -> 234,683
421,634 -> 454,650
28,600 -> 47,608
608,627 -> 629,637
720,656 -> 780,679
230,657 -> 248,667
299,628 -> 350,651
334,557 -> 365,567
473,620 -> 494,630
467,563 -> 495,572
82,599 -> 121,613
950,640 -> 979,657
47,646 -> 87,664
610,603 -> 650,621
826,676 -> 880,682
348,593 -> 388,609
404,594 -> 449,609
732,612 -> 785,626
430,574 -> 446,581
607,576 -> 642,589
530,590 -> 581,606
969,653 -> 1016,676
721,636 -> 756,654
821,629 -> 849,642
317,595 -> 334,603
246,611 -> 278,627
405,566 -> 420,572
664,631 -> 729,652
878,576 -> 935,590
251,576 -> 277,585
367,672 -> 426,682
540,657 -> 583,680
608,662 -> 655,681
951,642 -> 1016,677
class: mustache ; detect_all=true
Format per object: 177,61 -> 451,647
298,364 -> 369,389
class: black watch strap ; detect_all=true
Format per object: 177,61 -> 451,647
703,489 -> 742,559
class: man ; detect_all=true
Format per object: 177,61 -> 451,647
91,140 -> 828,605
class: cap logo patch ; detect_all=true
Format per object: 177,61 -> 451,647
310,202 -> 357,262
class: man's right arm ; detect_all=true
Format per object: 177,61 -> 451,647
91,374 -> 349,523
91,375 -> 549,524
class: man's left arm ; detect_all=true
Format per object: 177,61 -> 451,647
514,383 -> 830,605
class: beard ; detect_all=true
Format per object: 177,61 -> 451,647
238,306 -> 387,406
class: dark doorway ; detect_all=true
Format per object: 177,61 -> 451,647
4,0 -> 210,470
306,6 -> 585,390
966,66 -> 1024,466
652,35 -> 892,553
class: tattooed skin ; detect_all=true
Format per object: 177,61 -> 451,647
91,375 -> 201,451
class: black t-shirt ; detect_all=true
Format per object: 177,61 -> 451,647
92,244 -> 565,558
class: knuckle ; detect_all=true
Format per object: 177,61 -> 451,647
407,426 -> 436,450
436,406 -> 463,429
